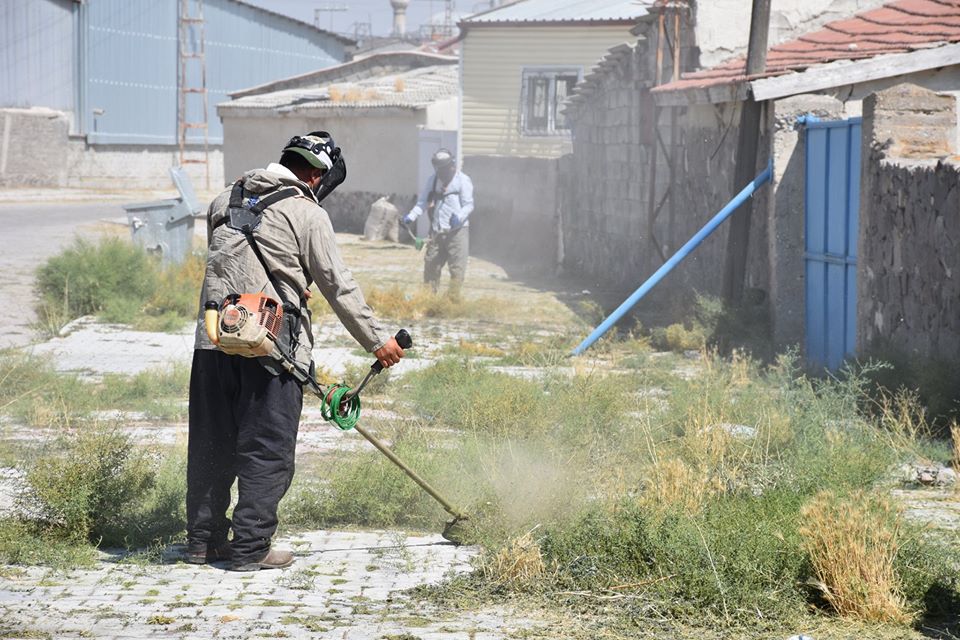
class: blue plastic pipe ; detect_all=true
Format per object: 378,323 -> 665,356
572,159 -> 774,356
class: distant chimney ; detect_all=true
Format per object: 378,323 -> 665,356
390,0 -> 410,36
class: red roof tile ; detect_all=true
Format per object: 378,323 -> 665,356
654,0 -> 960,94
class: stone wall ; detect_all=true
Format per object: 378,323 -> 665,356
558,21 -> 852,346
858,84 -> 960,358
559,31 -> 772,315
0,108 -> 71,187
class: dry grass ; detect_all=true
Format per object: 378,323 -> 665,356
363,284 -> 502,321
799,490 -> 913,624
483,531 -> 546,588
643,457 -> 718,513
875,389 -> 932,453
452,340 -> 506,358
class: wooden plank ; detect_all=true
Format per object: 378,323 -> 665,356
751,43 -> 960,101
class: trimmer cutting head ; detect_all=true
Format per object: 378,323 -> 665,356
441,515 -> 470,545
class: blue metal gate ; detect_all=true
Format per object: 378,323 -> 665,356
804,117 -> 861,371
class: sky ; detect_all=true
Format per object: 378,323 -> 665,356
242,1 -> 495,39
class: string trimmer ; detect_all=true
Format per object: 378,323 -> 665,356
203,296 -> 468,543
309,330 -> 469,543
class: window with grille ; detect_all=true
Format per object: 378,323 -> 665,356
519,67 -> 582,136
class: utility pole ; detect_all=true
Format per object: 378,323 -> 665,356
721,0 -> 770,304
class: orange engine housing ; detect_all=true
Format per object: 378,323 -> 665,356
216,293 -> 284,358
221,293 -> 283,339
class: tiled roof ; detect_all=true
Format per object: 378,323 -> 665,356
220,64 -> 458,114
654,0 -> 960,95
461,0 -> 649,25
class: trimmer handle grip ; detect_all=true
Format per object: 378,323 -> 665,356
372,329 -> 413,373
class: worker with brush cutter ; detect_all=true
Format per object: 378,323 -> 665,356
403,149 -> 474,300
186,131 -> 405,571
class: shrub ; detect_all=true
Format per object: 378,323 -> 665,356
35,238 -> 156,332
799,490 -> 912,624
34,238 -> 204,334
24,426 -> 154,544
21,427 -> 185,547
136,252 -> 205,331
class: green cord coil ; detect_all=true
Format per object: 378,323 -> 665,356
320,383 -> 361,431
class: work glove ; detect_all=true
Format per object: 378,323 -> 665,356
450,214 -> 461,228
402,212 -> 416,225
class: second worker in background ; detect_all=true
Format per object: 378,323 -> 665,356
403,149 -> 474,300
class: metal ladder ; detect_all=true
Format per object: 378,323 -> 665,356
177,0 -> 210,190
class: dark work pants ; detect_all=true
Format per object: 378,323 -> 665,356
423,227 -> 469,295
186,349 -> 303,564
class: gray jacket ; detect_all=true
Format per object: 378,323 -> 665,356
194,163 -> 386,366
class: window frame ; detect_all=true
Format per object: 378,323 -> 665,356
518,66 -> 583,137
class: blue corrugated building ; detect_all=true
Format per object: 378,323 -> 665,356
0,0 -> 352,185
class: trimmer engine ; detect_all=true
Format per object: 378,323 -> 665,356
206,293 -> 283,358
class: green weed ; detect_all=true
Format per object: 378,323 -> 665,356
13,427 -> 186,550
34,238 -> 203,335
292,352 -> 959,629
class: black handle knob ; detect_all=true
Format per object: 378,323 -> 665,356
371,329 -> 413,373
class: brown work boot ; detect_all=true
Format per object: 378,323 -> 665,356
183,541 -> 232,565
229,548 -> 294,572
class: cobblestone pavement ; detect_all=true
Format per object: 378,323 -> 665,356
0,530 -> 537,639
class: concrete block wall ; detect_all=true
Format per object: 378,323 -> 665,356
0,107 -> 225,190
858,83 -> 960,359
0,108 -> 72,187
559,34 -> 772,312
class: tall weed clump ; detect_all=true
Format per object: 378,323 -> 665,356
19,426 -> 186,548
799,490 -> 911,623
34,238 -> 203,334
35,238 -> 156,332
